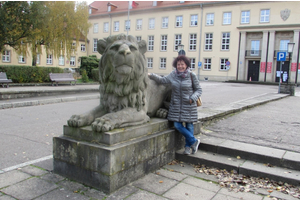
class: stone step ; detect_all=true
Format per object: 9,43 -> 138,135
176,149 -> 300,186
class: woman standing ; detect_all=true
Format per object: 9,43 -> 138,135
148,55 -> 202,155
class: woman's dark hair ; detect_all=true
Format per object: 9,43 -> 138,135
172,55 -> 191,69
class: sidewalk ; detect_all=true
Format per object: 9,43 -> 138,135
0,83 -> 299,200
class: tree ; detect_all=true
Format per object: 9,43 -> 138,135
0,1 -> 91,65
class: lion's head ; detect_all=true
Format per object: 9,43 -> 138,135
97,34 -> 148,113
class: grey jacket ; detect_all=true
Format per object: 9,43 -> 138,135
149,70 -> 202,122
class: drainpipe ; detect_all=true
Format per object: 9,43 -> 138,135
264,31 -> 270,82
295,32 -> 300,85
236,32 -> 241,81
198,3 -> 203,81
109,14 -> 112,36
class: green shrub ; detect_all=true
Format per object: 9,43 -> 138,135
81,69 -> 89,83
80,55 -> 99,78
91,68 -> 99,82
0,65 -> 63,83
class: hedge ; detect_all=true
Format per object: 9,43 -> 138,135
0,65 -> 64,83
91,68 -> 99,82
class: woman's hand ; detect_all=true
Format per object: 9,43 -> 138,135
190,99 -> 193,104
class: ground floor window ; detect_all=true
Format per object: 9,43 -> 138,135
147,58 -> 153,68
47,54 -> 52,64
2,50 -> 10,62
160,58 -> 166,69
220,58 -> 228,70
70,56 -> 75,66
59,55 -> 64,66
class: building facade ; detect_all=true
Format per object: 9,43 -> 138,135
88,1 -> 300,83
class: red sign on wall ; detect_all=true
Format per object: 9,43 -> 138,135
267,62 -> 272,73
291,63 -> 297,72
260,62 -> 266,73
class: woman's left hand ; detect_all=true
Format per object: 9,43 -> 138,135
190,99 -> 192,104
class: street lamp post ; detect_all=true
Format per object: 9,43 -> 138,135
287,42 -> 295,84
177,44 -> 185,56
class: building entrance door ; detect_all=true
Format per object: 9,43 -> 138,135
275,61 -> 290,83
247,60 -> 260,81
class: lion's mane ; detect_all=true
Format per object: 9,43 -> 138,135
98,34 -> 148,113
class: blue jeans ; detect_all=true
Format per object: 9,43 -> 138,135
174,122 -> 196,147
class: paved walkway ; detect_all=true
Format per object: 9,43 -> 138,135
0,83 -> 299,200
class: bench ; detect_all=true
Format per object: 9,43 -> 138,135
49,73 -> 77,86
0,72 -> 13,88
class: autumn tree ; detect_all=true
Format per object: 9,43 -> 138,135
0,1 -> 91,65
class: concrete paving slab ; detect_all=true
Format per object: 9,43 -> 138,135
269,190 -> 299,200
105,185 -> 139,200
0,170 -> 31,188
163,182 -> 216,200
40,173 -> 65,184
33,158 -> 53,172
34,188 -> 90,200
19,165 -> 48,176
1,177 -> 58,199
57,179 -> 89,193
132,173 -> 178,195
125,190 -> 168,200
156,168 -> 188,181
218,188 -> 264,200
182,176 -> 220,192
211,193 -> 240,200
81,187 -> 106,199
0,195 -> 16,200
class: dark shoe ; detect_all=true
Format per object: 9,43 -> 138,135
183,146 -> 191,155
191,139 -> 200,154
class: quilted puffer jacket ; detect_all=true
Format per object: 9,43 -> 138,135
149,70 -> 202,122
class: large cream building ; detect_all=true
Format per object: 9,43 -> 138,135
88,1 -> 300,84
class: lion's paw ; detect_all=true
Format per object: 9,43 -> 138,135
91,117 -> 116,132
68,114 -> 93,127
156,108 -> 168,118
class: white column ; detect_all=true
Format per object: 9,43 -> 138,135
266,30 -> 275,82
238,31 -> 246,81
259,31 -> 269,81
290,30 -> 300,83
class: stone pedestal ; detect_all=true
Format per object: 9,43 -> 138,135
280,83 -> 295,96
53,118 -> 201,194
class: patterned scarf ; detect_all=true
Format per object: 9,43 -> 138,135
175,67 -> 190,78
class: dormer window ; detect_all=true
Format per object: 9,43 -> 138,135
180,1 -> 185,3
153,1 -> 157,6
89,8 -> 92,14
108,5 -> 111,12
107,2 -> 117,12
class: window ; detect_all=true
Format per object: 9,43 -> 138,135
2,50 -> 10,62
190,58 -> 195,70
260,9 -> 270,23
161,35 -> 167,51
148,36 -> 154,51
93,39 -> 98,52
220,58 -> 229,70
206,13 -> 214,25
136,19 -> 142,30
175,16 -> 183,27
93,23 -> 98,33
136,36 -> 141,42
174,34 -> 182,51
70,56 -> 75,66
251,40 -> 260,55
104,22 -> 109,32
205,33 -> 213,50
125,20 -> 131,31
89,8 -> 92,14
59,55 -> 64,66
223,12 -> 231,25
147,58 -> 153,68
36,54 -> 40,64
162,17 -> 168,28
241,11 -> 250,24
280,40 -> 290,51
160,58 -> 166,69
46,54 -> 52,64
18,55 -> 25,63
149,18 -> 155,29
189,34 -> 197,51
108,5 -> 111,12
81,44 -> 86,52
190,14 -> 198,26
204,58 -> 211,70
114,21 -> 119,32
221,32 -> 230,50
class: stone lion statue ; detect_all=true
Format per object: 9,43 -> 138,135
68,34 -> 170,132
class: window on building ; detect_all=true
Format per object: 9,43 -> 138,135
189,34 -> 197,51
149,18 -> 155,29
136,19 -> 142,30
251,40 -> 260,55
153,1 -> 157,6
220,58 -> 229,70
206,13 -> 214,25
136,36 -> 142,42
104,22 -> 109,32
148,36 -> 154,51
174,34 -> 182,51
147,58 -> 153,68
204,58 -> 211,70
93,39 -> 98,52
161,35 -> 167,51
2,50 -> 10,62
46,54 -> 52,64
89,8 -> 92,14
81,44 -> 86,52
114,21 -> 119,32
36,54 -> 40,65
260,9 -> 270,23
59,55 -> 64,66
223,12 -> 231,25
160,58 -> 167,69
175,16 -> 183,27
125,20 -> 131,31
93,23 -> 98,33
241,11 -> 250,24
221,32 -> 230,50
279,40 -> 290,51
190,58 -> 195,70
162,17 -> 168,28
205,33 -> 213,50
18,55 -> 25,63
70,56 -> 75,66
190,14 -> 198,26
